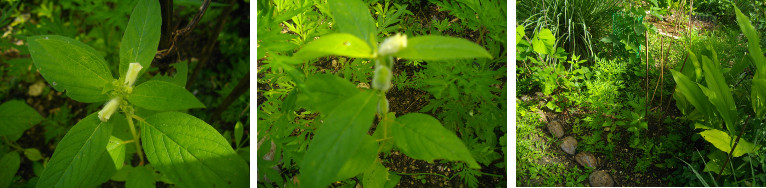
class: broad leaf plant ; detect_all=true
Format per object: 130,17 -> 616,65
268,0 -> 493,187
670,5 -> 765,173
26,0 -> 248,187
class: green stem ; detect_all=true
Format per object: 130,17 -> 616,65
397,172 -> 450,180
2,136 -> 24,151
125,111 -> 145,166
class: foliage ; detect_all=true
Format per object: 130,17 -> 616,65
286,0 -> 491,186
257,0 -> 505,187
518,0 -> 623,58
671,5 -> 766,185
22,0 -> 249,187
601,8 -> 654,63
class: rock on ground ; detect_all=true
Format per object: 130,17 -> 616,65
560,136 -> 577,155
547,120 -> 564,138
575,151 -> 599,169
589,170 -> 614,187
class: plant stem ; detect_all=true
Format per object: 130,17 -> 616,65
2,136 -> 24,151
187,0 -> 235,89
125,111 -> 145,166
397,172 -> 450,180
716,115 -> 752,181
645,29 -> 650,119
212,70 -> 250,125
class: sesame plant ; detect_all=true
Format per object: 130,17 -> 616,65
25,0 -> 248,187
270,0 -> 492,187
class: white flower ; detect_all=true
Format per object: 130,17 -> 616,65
124,62 -> 143,87
378,33 -> 407,56
98,97 -> 121,122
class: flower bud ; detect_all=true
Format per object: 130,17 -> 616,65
378,33 -> 407,56
98,97 -> 121,122
125,62 -> 143,87
372,65 -> 392,92
377,96 -> 389,115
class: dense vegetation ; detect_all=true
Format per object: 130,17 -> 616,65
257,0 -> 507,187
517,0 -> 766,186
1,0 -> 250,187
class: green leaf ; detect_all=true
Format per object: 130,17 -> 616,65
106,136 -> 126,170
293,33 -> 373,61
0,152 -> 20,188
24,148 -> 43,162
37,112 -> 112,188
531,28 -> 555,55
395,35 -> 492,60
300,91 -> 377,188
752,79 -> 766,117
296,74 -> 359,115
336,135 -> 377,180
126,166 -> 155,188
384,173 -> 401,188
734,6 -> 766,78
234,121 -> 243,148
141,112 -> 249,188
515,25 -> 525,45
329,0 -> 377,47
81,149 -> 118,187
110,165 -> 133,182
27,35 -> 112,103
703,150 -> 731,175
699,129 -> 756,157
392,113 -> 480,168
363,162 -> 389,188
670,70 -> 715,119
701,56 -> 736,132
119,0 -> 161,80
0,100 -> 43,141
127,80 -> 205,111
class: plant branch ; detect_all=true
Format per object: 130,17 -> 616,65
212,70 -> 250,124
397,172 -> 450,180
2,136 -> 24,151
159,0 -> 173,50
716,114 -> 752,181
125,111 -> 145,166
645,29 -> 650,118
187,0 -> 235,88
155,0 -> 212,72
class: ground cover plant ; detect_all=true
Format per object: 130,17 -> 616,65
1,0 -> 250,187
257,0 -> 507,187
517,0 -> 766,186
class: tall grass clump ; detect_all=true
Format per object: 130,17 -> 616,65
517,0 -> 623,59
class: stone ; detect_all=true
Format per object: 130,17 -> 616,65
520,95 -> 532,102
357,82 -> 370,89
547,120 -> 564,138
575,151 -> 599,169
589,170 -> 614,187
560,136 -> 577,155
536,109 -> 548,122
28,81 -> 45,97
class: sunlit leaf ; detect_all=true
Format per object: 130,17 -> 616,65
119,0 -> 161,79
392,113 -> 480,168
141,112 -> 249,187
27,35 -> 112,103
396,35 -> 491,60
699,129 -> 756,157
